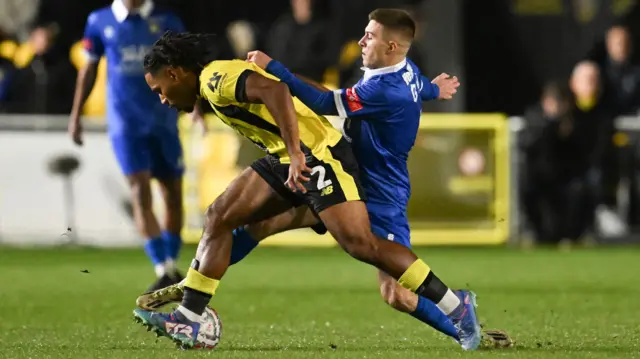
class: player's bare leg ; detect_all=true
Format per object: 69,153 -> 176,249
190,170 -> 294,274
377,271 -> 513,348
156,177 -> 184,278
245,206 -> 319,239
126,171 -> 175,289
133,167 -> 296,348
127,171 -> 162,240
318,200 -> 482,350
135,205 -> 318,311
378,271 -> 418,313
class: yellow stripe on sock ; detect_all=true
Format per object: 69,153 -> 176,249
184,267 -> 220,295
398,259 -> 431,292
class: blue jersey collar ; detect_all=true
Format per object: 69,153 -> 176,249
112,0 -> 154,23
362,58 -> 407,81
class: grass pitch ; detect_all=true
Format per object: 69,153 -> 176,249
0,245 -> 639,359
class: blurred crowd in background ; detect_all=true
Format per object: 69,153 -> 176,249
1,0 -> 640,246
0,0 -> 426,114
519,22 -> 640,247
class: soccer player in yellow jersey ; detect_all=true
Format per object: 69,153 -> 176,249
133,31 -> 482,349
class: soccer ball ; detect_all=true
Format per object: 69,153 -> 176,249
193,306 -> 222,350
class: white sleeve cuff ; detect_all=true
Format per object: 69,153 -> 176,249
333,89 -> 348,118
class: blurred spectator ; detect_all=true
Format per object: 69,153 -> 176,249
33,0 -> 110,54
5,23 -> 76,114
0,56 -> 16,112
266,0 -> 330,82
0,0 -> 40,41
519,81 -> 595,245
570,61 -> 628,237
227,21 -> 257,59
519,61 -> 624,245
600,25 -> 640,116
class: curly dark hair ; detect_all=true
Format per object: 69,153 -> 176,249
143,31 -> 220,74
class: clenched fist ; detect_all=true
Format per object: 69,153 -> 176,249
431,73 -> 460,100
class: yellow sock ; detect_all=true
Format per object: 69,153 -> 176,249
184,267 -> 220,295
398,259 -> 431,292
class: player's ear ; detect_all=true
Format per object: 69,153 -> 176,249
387,41 -> 397,54
165,67 -> 179,81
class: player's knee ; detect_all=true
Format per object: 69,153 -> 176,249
129,178 -> 153,211
340,232 -> 380,264
204,201 -> 235,233
165,194 -> 184,230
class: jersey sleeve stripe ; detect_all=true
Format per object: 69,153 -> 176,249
333,89 -> 348,118
234,70 -> 254,102
212,104 -> 312,156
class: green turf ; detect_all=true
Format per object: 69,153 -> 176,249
0,245 -> 639,359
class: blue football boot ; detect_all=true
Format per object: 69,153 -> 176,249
449,290 -> 482,350
133,308 -> 201,349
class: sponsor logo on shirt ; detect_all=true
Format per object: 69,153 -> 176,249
116,45 -> 151,74
345,87 -> 363,112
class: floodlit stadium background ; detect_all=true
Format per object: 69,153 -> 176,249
2,1 -> 640,358
2,0 -> 640,248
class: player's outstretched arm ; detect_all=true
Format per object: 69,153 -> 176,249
265,60 -> 339,116
247,50 -> 338,116
243,72 -> 312,191
294,74 -> 331,92
68,61 -> 99,146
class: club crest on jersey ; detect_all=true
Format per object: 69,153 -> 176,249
104,26 -> 115,39
345,88 -> 363,112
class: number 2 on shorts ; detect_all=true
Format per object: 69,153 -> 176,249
311,165 -> 333,190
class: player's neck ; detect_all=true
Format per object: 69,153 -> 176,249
376,56 -> 406,70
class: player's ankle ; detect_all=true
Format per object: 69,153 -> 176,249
164,259 -> 177,275
154,263 -> 166,278
180,287 -> 212,317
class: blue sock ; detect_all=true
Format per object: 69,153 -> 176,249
229,226 -> 259,265
161,230 -> 182,260
143,236 -> 167,266
411,296 -> 460,340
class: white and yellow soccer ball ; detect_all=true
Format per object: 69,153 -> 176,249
193,306 -> 223,350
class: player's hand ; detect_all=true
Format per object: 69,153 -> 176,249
246,50 -> 273,70
431,73 -> 460,100
286,151 -> 312,193
68,117 -> 83,146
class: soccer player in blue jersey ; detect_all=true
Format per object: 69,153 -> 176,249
68,0 -> 186,291
240,9 -> 495,349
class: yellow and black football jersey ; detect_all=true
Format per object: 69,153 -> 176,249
199,60 -> 343,162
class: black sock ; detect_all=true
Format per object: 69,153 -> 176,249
180,287 -> 212,317
415,271 -> 450,303
177,258 -> 211,317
